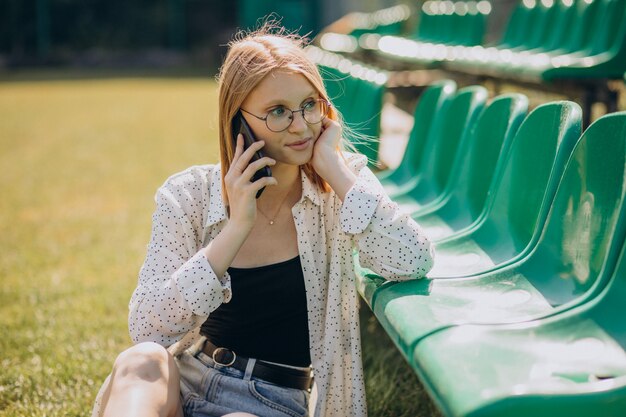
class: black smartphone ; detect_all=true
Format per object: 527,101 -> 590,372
232,111 -> 272,198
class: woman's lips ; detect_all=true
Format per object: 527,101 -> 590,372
286,138 -> 311,150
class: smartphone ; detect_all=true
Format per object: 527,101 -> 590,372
232,111 -> 272,198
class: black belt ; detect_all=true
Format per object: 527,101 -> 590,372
200,339 -> 313,391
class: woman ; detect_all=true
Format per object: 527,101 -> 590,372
93,23 -> 434,417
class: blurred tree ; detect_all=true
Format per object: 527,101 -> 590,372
0,0 -> 239,66
237,0 -> 321,37
0,0 -> 409,67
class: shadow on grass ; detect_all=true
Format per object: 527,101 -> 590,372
360,303 -> 445,417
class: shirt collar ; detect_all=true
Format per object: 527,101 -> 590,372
205,164 -> 323,229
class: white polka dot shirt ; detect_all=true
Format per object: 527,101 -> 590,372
127,152 -> 434,417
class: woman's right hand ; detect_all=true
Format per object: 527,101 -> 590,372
223,134 -> 277,231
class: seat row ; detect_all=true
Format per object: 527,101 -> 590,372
321,0 -> 626,83
318,4 -> 410,53
355,81 -> 626,416
440,0 -> 626,82
411,0 -> 491,47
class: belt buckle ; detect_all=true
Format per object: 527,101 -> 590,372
212,346 -> 237,366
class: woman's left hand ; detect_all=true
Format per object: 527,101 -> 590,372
311,116 -> 343,179
311,116 -> 357,201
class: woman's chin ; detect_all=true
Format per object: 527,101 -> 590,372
282,148 -> 314,166
272,155 -> 312,170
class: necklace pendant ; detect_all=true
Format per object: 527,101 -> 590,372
269,220 -> 274,225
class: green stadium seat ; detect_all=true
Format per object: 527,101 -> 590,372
411,93 -> 528,241
415,1 -> 489,46
374,1 -> 491,67
361,110 -> 625,359
425,101 -> 581,278
390,86 -> 488,210
519,0 -> 558,51
313,47 -> 388,166
497,0 -> 533,49
349,5 -> 409,37
537,0 -> 579,53
345,74 -> 386,166
416,283 -> 626,417
377,80 -> 457,196
413,114 -> 626,417
318,63 -> 358,118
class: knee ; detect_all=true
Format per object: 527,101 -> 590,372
112,342 -> 174,383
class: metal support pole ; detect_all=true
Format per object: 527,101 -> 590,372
168,0 -> 186,50
36,0 -> 50,59
582,86 -> 594,129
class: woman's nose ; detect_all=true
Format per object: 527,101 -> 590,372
288,110 -> 308,133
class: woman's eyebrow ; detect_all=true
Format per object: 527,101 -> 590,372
262,90 -> 318,109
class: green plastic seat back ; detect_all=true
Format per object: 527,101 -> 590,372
408,86 -> 488,203
415,1 -> 488,46
385,80 -> 457,187
516,0 -> 548,50
423,1 -> 455,44
435,6 -> 453,43
565,0 -> 603,53
524,111 -> 626,305
442,9 -> 460,44
593,223 -> 626,349
589,0 -> 626,54
434,94 -> 529,230
449,3 -> 486,46
468,4 -> 490,46
415,3 -> 436,41
448,9 -> 463,44
451,9 -> 470,45
319,65 -> 353,116
543,0 -> 578,52
428,7 -> 446,43
499,2 -> 532,48
466,102 -> 582,263
525,0 -> 559,50
345,77 -> 386,165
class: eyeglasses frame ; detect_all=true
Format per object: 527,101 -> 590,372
239,98 -> 331,133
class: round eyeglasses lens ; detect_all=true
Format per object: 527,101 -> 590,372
266,110 -> 292,132
302,99 -> 329,124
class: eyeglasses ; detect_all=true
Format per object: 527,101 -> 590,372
240,99 -> 331,133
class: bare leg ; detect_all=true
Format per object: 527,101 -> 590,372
101,342 -> 183,417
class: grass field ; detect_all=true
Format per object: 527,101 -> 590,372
0,74 -> 441,417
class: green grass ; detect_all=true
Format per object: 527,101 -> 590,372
0,74 -> 440,416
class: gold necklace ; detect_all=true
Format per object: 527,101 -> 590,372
257,185 -> 293,225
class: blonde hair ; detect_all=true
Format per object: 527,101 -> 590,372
217,22 -> 341,203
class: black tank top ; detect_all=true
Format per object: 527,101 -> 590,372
200,256 -> 311,367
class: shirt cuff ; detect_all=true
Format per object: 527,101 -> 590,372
173,250 -> 232,316
339,177 -> 382,234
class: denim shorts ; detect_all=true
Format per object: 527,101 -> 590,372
176,346 -> 310,417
